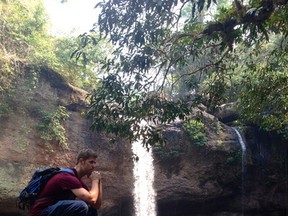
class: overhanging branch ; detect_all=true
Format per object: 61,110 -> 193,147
171,0 -> 288,46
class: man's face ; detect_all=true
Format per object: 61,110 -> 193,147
81,156 -> 97,176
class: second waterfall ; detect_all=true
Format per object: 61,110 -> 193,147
132,140 -> 157,216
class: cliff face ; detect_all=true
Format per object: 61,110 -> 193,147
0,67 -> 134,216
153,117 -> 243,216
0,67 -> 286,216
152,118 -> 287,215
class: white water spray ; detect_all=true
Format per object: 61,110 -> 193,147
132,140 -> 157,216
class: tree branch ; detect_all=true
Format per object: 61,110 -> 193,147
170,0 -> 287,47
171,47 -> 230,89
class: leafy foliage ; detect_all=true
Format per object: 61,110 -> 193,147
0,0 -> 48,93
87,73 -> 191,147
0,101 -> 11,118
0,0 -> 108,94
226,149 -> 241,164
237,38 -> 288,136
183,119 -> 207,146
153,146 -> 183,159
0,0 -> 66,95
0,0 -> 48,59
36,106 -> 69,148
49,32 -> 111,91
85,0 -> 288,144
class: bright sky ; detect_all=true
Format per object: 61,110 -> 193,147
42,0 -> 100,36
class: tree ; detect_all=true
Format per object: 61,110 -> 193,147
85,0 -> 288,145
237,35 -> 288,137
0,0 -> 109,94
0,0 -> 52,93
51,33 -> 111,91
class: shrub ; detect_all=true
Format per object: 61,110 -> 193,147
153,145 -> 182,159
36,106 -> 69,148
183,119 -> 207,146
226,150 -> 242,164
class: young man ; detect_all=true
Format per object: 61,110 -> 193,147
30,148 -> 102,216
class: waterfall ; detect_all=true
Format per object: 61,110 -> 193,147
132,140 -> 157,216
232,127 -> 246,152
232,127 -> 246,216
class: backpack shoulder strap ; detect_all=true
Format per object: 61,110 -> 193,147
59,168 -> 75,175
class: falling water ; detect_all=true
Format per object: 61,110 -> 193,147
132,140 -> 157,216
232,127 -> 246,152
232,127 -> 246,216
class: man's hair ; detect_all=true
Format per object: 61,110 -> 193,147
76,148 -> 97,164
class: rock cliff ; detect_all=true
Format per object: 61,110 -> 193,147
0,67 -> 134,216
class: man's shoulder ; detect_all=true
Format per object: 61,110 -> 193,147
55,170 -> 77,179
59,168 -> 76,175
48,169 -> 79,183
55,168 -> 77,178
52,171 -> 88,190
44,171 -> 83,190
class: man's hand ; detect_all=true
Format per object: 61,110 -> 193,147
89,171 -> 101,181
72,171 -> 102,206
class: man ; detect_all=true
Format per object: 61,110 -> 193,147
30,148 -> 102,216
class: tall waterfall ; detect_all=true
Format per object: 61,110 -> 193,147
232,127 -> 246,216
132,140 -> 157,216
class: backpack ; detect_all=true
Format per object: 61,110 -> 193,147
17,167 -> 74,210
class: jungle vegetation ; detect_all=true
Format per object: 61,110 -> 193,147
86,0 -> 288,146
0,0 -> 107,92
0,0 -> 287,147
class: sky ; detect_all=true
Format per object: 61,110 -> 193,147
42,0 -> 100,36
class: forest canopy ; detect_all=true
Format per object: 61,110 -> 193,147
85,0 -> 288,145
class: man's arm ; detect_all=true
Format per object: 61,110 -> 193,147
92,179 -> 102,209
71,171 -> 101,206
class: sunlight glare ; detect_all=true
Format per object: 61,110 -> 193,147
42,0 -> 100,36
